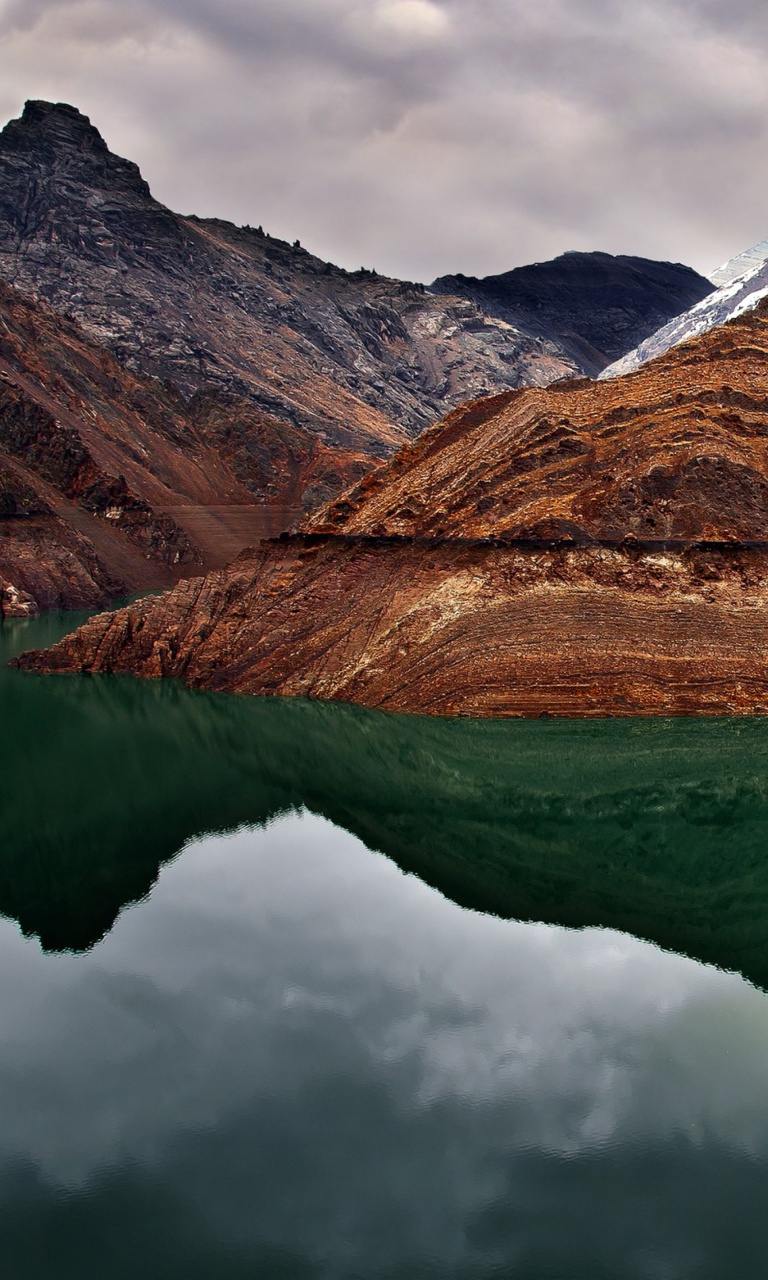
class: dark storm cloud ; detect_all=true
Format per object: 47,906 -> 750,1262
1,0 -> 768,280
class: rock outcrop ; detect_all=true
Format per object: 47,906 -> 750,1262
19,298 -> 768,717
432,251 -> 714,377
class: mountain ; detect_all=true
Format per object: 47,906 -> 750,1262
602,237 -> 768,378
0,98 -> 598,612
0,101 -> 580,462
20,297 -> 768,717
0,100 -> 723,617
431,251 -> 714,376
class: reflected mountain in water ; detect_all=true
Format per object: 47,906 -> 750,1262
4,612 -> 768,981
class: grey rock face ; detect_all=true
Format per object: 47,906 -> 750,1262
432,251 -> 714,378
0,101 -> 579,459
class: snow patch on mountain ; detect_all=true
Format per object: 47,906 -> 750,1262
711,236 -> 768,288
600,255 -> 768,380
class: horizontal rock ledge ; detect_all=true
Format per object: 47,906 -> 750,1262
13,539 -> 768,720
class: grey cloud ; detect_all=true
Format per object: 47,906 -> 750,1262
1,0 -> 768,279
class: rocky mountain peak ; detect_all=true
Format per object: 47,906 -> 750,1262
0,98 -> 582,455
15,100 -> 107,151
0,99 -> 152,202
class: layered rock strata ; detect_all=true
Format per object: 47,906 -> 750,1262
22,537 -> 768,716
19,296 -> 768,717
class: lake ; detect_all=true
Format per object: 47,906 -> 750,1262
3,611 -> 768,1278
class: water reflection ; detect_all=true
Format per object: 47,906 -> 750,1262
4,613 -> 768,984
0,816 -> 767,1279
5,614 -> 768,1275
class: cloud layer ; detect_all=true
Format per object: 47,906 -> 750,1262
1,0 -> 768,281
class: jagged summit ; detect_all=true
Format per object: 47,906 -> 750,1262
15,100 -> 106,144
9,99 -> 129,180
0,99 -> 154,224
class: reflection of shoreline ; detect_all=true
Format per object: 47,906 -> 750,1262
4,613 -> 768,982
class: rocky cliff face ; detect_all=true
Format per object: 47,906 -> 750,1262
0,100 -> 579,461
0,280 -> 376,614
0,454 -> 124,617
432,251 -> 713,377
20,298 -> 768,716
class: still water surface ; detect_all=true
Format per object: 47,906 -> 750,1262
3,613 -> 768,1278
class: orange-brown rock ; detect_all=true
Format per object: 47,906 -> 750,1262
0,281 -> 370,613
307,305 -> 768,544
20,538 -> 768,716
18,300 -> 768,717
0,458 -> 123,615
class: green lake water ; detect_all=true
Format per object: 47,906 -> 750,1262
3,611 -> 768,1277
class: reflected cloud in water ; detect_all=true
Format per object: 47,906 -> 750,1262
0,815 -> 767,1277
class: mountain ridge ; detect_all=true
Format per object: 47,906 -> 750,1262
431,250 -> 714,376
0,97 -> 725,615
0,99 -> 581,460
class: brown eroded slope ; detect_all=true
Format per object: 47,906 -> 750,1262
18,300 -> 768,717
0,281 -> 371,614
308,308 -> 768,545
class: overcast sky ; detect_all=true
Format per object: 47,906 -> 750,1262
1,0 -> 767,283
